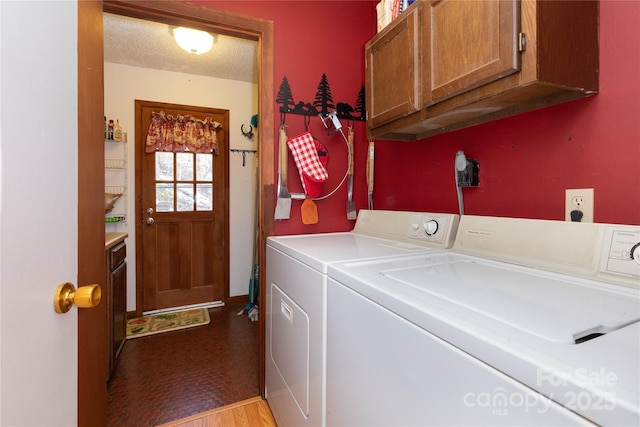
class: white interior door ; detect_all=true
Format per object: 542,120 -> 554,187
0,2 -> 79,425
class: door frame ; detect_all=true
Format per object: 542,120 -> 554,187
78,1 -> 108,425
102,0 -> 274,397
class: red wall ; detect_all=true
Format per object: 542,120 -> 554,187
201,0 -> 376,234
373,1 -> 640,226
202,0 -> 640,233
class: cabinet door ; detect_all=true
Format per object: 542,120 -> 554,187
366,6 -> 422,129
107,241 -> 126,379
424,0 -> 520,104
112,260 -> 126,362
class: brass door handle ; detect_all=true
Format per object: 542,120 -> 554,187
54,282 -> 101,313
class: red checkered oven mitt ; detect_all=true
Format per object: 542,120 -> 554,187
287,131 -> 329,198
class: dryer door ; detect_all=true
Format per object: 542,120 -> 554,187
270,284 -> 310,416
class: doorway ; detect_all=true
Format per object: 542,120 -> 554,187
136,100 -> 229,312
99,1 -> 274,422
103,11 -> 259,316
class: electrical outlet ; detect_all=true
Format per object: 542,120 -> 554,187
565,188 -> 594,222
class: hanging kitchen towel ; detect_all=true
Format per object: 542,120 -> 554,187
287,131 -> 329,198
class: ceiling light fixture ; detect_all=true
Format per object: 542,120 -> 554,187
173,27 -> 214,55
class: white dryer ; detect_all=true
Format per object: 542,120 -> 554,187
265,210 -> 459,427
326,216 -> 640,426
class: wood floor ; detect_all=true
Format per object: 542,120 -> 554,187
156,397 -> 277,427
107,302 -> 261,426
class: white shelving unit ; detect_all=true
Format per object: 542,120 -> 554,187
105,132 -> 128,223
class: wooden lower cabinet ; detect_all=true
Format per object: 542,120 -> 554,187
106,236 -> 127,379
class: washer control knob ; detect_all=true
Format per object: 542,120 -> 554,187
631,243 -> 640,265
423,220 -> 439,236
411,223 -> 420,231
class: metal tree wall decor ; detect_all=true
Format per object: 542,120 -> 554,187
276,74 -> 366,121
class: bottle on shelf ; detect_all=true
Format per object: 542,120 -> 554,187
108,119 -> 114,140
114,119 -> 123,141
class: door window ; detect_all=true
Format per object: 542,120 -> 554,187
155,152 -> 214,212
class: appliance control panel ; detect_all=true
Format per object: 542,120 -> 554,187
408,214 -> 455,244
600,227 -> 640,279
353,210 -> 459,249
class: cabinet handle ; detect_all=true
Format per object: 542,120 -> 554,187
518,33 -> 527,52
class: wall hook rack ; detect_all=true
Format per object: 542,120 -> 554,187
230,148 -> 257,167
276,74 -> 366,121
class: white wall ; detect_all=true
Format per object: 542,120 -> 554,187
104,62 -> 258,311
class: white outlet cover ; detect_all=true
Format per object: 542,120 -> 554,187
565,188 -> 594,222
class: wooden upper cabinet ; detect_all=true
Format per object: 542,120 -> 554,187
366,6 -> 422,128
425,0 -> 520,104
366,0 -> 599,141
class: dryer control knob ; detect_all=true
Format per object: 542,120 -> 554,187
423,220 -> 439,236
631,242 -> 640,265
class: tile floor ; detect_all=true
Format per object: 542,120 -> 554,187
107,302 -> 260,427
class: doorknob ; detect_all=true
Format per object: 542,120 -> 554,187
146,217 -> 155,225
53,282 -> 101,314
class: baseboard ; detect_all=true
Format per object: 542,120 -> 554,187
127,295 -> 249,319
227,294 -> 250,305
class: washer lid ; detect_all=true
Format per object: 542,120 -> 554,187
376,253 -> 640,344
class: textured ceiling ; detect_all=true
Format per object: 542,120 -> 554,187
103,13 -> 258,83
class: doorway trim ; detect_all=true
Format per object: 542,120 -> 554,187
103,0 -> 274,396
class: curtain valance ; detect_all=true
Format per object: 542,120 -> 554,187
145,111 -> 221,154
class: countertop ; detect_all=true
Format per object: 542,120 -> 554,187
105,232 -> 128,250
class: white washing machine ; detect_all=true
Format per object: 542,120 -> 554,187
265,210 -> 459,427
326,215 -> 640,426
